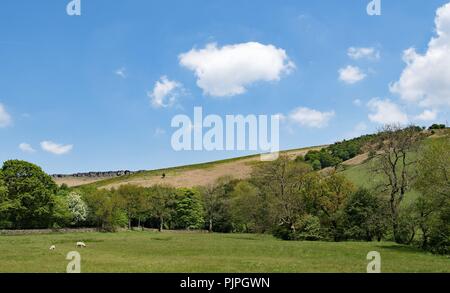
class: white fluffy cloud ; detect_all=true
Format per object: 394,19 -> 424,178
148,76 -> 182,108
41,141 -> 73,155
367,98 -> 409,125
339,65 -> 366,84
347,47 -> 380,60
19,143 -> 36,153
0,103 -> 12,128
414,109 -> 438,121
289,107 -> 335,128
390,2 -> 450,107
179,42 -> 295,97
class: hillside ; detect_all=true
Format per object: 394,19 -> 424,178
54,146 -> 325,189
54,128 -> 449,190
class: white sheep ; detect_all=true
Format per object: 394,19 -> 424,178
49,245 -> 56,250
76,241 -> 86,248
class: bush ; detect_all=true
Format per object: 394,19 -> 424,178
296,214 -> 323,241
272,224 -> 294,240
429,124 -> 446,130
311,160 -> 322,171
343,188 -> 388,241
66,191 -> 88,226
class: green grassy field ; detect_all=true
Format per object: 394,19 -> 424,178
0,231 -> 448,273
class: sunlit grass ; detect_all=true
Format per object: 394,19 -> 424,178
0,231 -> 448,273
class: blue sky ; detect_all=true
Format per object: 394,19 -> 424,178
1,0 -> 449,174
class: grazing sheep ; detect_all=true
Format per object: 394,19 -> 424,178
49,245 -> 56,250
76,242 -> 86,248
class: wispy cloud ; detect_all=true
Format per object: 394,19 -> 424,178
40,141 -> 73,155
0,103 -> 12,128
19,143 -> 36,153
114,67 -> 127,79
347,47 -> 380,60
148,76 -> 183,108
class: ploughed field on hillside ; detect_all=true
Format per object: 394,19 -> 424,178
53,147 -> 324,188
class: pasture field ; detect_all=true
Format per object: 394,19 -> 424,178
0,231 -> 448,273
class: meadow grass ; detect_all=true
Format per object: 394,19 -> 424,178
0,231 -> 448,273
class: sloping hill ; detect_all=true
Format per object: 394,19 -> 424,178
54,146 -> 325,189
54,128 -> 449,190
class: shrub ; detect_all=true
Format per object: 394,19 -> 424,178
311,160 -> 322,171
296,214 -> 323,241
66,191 -> 88,226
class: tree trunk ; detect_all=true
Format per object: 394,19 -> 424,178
390,197 -> 401,243
128,218 -> 131,230
138,217 -> 141,229
159,217 -> 163,232
209,218 -> 213,233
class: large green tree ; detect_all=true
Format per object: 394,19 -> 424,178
344,188 -> 389,241
174,188 -> 204,229
251,155 -> 311,234
83,188 -> 127,231
200,176 -> 237,233
413,137 -> 450,253
231,181 -> 268,233
146,185 -> 176,232
371,125 -> 424,243
1,160 -> 57,228
116,185 -> 146,229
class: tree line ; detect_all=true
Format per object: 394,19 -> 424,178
0,125 -> 448,254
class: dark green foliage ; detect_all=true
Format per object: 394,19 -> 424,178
428,124 -> 446,130
83,189 -> 127,231
230,181 -> 270,233
427,203 -> 450,254
305,134 -> 377,170
145,185 -> 176,231
412,137 -> 450,254
174,188 -> 204,229
272,224 -> 294,240
115,184 -> 147,229
0,160 -> 57,229
343,188 -> 389,241
295,214 -> 323,241
311,160 -> 322,170
200,177 -> 238,233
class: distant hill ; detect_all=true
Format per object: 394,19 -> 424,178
53,146 -> 325,189
53,128 -> 449,190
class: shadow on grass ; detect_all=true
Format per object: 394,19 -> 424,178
375,244 -> 424,254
